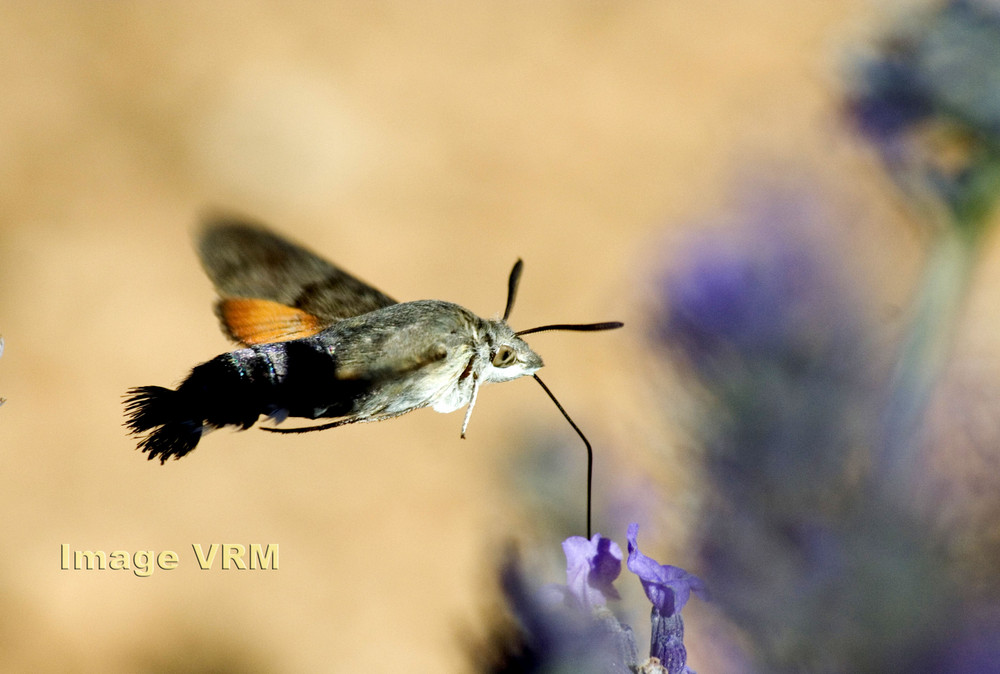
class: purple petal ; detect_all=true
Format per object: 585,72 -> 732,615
626,523 -> 707,616
562,533 -> 623,610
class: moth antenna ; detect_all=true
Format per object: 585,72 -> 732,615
531,374 -> 593,540
503,259 -> 524,322
516,321 -> 623,337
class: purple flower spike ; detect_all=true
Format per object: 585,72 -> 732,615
627,524 -> 706,673
562,534 -> 623,611
626,523 -> 707,616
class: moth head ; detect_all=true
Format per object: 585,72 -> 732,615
481,323 -> 544,383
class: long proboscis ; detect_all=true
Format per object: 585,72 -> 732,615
531,373 -> 595,539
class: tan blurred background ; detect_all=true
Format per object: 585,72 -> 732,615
4,1 -> 998,672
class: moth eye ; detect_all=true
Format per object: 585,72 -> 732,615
492,345 -> 516,367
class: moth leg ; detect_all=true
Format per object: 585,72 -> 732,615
261,417 -> 360,434
260,408 -> 417,434
460,373 -> 481,439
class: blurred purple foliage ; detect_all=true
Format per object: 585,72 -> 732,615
659,209 -> 959,671
484,2 -> 1000,672
847,0 -> 1000,227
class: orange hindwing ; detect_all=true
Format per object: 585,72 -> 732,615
217,298 -> 324,345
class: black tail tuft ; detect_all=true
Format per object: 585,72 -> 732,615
124,386 -> 204,463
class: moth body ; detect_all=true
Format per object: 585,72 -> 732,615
126,297 -> 542,462
125,219 -> 612,465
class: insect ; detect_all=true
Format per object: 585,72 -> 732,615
125,218 -> 621,535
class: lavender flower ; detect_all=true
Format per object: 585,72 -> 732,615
658,212 -> 872,512
475,539 -> 638,674
656,202 -> 964,671
560,533 -> 623,611
627,524 -> 706,674
847,0 -> 1000,229
849,0 -> 1000,144
475,527 -> 712,674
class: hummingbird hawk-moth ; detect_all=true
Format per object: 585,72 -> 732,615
124,218 -> 622,534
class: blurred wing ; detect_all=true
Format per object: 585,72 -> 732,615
198,216 -> 398,345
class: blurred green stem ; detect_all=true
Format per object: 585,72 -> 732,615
880,222 -> 980,495
880,146 -> 1000,497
